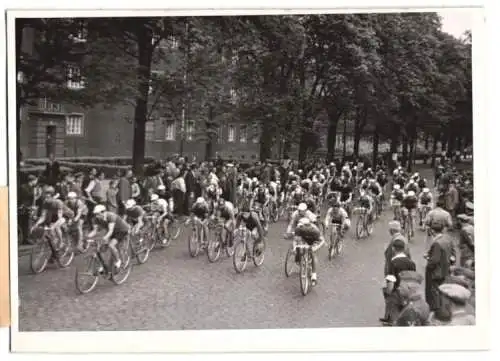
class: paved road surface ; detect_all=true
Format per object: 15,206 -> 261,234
17,171 -> 438,331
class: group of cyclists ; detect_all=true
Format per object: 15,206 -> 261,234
19,154 -> 468,295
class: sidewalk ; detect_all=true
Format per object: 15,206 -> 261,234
18,244 -> 33,258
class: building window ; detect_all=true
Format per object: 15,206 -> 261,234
145,121 -> 154,141
228,125 -> 235,142
66,66 -> 85,89
66,114 -> 84,136
217,125 -> 223,143
186,120 -> 195,141
239,125 -> 247,143
252,122 -> 259,143
165,120 -> 176,141
168,35 -> 179,49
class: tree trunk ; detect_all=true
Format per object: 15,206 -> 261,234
389,130 -> 399,171
447,126 -> 455,158
132,31 -> 153,175
260,118 -> 273,162
205,106 -> 214,161
342,118 -> 347,162
372,126 -> 379,169
407,137 -> 415,173
431,133 -> 438,167
326,108 -> 341,163
401,135 -> 409,167
424,134 -> 429,151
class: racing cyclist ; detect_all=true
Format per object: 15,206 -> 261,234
401,190 -> 418,234
65,191 -> 88,252
418,188 -> 434,227
150,193 -> 174,245
390,184 -> 405,221
214,198 -> 236,247
123,199 -> 146,243
87,204 -> 130,269
324,197 -> 351,237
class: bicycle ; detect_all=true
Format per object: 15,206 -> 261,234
207,219 -> 235,262
296,240 -> 315,296
232,222 -> 266,273
419,205 -> 432,230
401,208 -> 415,241
75,235 -> 132,294
392,203 -> 402,223
29,225 -> 75,274
187,215 -> 208,258
268,200 -> 280,223
354,207 -> 373,240
327,223 -> 344,260
144,213 -> 181,251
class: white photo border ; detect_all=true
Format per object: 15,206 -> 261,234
7,4 -> 489,353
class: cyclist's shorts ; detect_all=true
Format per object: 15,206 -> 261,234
359,199 -> 371,209
111,231 -> 128,243
220,209 -> 232,220
295,225 -> 320,246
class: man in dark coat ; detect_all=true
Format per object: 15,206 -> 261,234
117,169 -> 132,216
43,153 -> 60,186
384,221 -> 411,276
425,221 -> 456,312
184,164 -> 197,215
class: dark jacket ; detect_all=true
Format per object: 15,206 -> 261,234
117,177 -> 131,204
387,254 -> 416,289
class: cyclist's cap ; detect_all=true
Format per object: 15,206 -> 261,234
157,185 -> 166,191
394,184 -> 401,190
227,163 -> 234,167
67,191 -> 77,199
445,275 -> 471,290
423,188 -> 430,193
385,275 -> 397,283
150,194 -> 159,201
465,201 -> 474,211
27,174 -> 37,181
44,186 -> 55,195
388,220 -> 402,232
408,191 -> 416,196
125,199 -> 136,209
298,203 -> 307,211
196,197 -> 204,203
93,204 -> 106,214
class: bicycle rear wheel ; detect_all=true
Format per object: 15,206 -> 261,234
355,216 -> 364,240
335,234 -> 344,255
168,218 -> 181,241
133,236 -> 150,264
300,251 -> 310,296
328,230 -> 335,260
30,241 -> 52,274
57,240 -> 75,268
233,241 -> 248,273
75,254 -> 100,294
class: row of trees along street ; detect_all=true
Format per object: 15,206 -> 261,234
16,14 -> 472,173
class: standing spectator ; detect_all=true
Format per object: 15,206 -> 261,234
381,237 -> 416,324
226,164 -> 237,204
106,179 -> 119,214
85,171 -> 106,205
428,284 -> 475,325
384,221 -> 411,276
456,215 -> 474,267
171,171 -> 186,216
18,174 -> 39,244
117,169 -> 132,216
184,163 -> 197,216
395,271 -> 430,326
72,172 -> 85,198
130,176 -> 142,203
444,181 -> 459,221
425,222 -> 456,313
43,153 -> 60,186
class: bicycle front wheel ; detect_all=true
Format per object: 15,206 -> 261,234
75,254 -> 100,294
111,241 -> 132,285
57,241 -> 75,268
233,241 -> 248,273
207,232 -> 222,263
300,252 -> 310,296
168,218 -> 181,241
285,247 -> 297,277
252,239 -> 266,267
356,216 -> 364,240
188,228 -> 201,258
30,241 -> 52,274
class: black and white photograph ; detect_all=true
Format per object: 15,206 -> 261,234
6,5 -> 488,353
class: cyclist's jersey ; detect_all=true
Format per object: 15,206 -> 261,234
339,184 -> 352,202
311,182 -> 322,196
392,189 -> 405,202
268,182 -> 277,197
191,202 -> 209,219
419,193 -> 432,206
93,211 -> 130,234
304,197 -> 316,214
418,178 -> 427,189
206,186 -> 219,200
238,211 -> 260,231
329,179 -> 342,192
377,172 -> 388,186
42,198 -> 75,221
295,222 -> 321,245
217,201 -> 235,220
65,199 -> 88,217
291,191 -> 305,205
328,208 -> 348,224
126,205 -> 145,221
395,176 -> 406,188
301,180 -> 311,192
254,188 -> 268,205
405,182 -> 419,193
359,195 -> 372,209
402,195 -> 418,210
368,182 -> 381,196
151,198 -> 168,213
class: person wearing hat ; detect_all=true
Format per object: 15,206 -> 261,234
424,195 -> 453,231
394,280 -> 430,326
428,284 -> 475,326
380,237 -> 416,324
87,204 -> 130,270
424,221 -> 456,313
149,193 -> 174,246
384,221 -> 410,276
